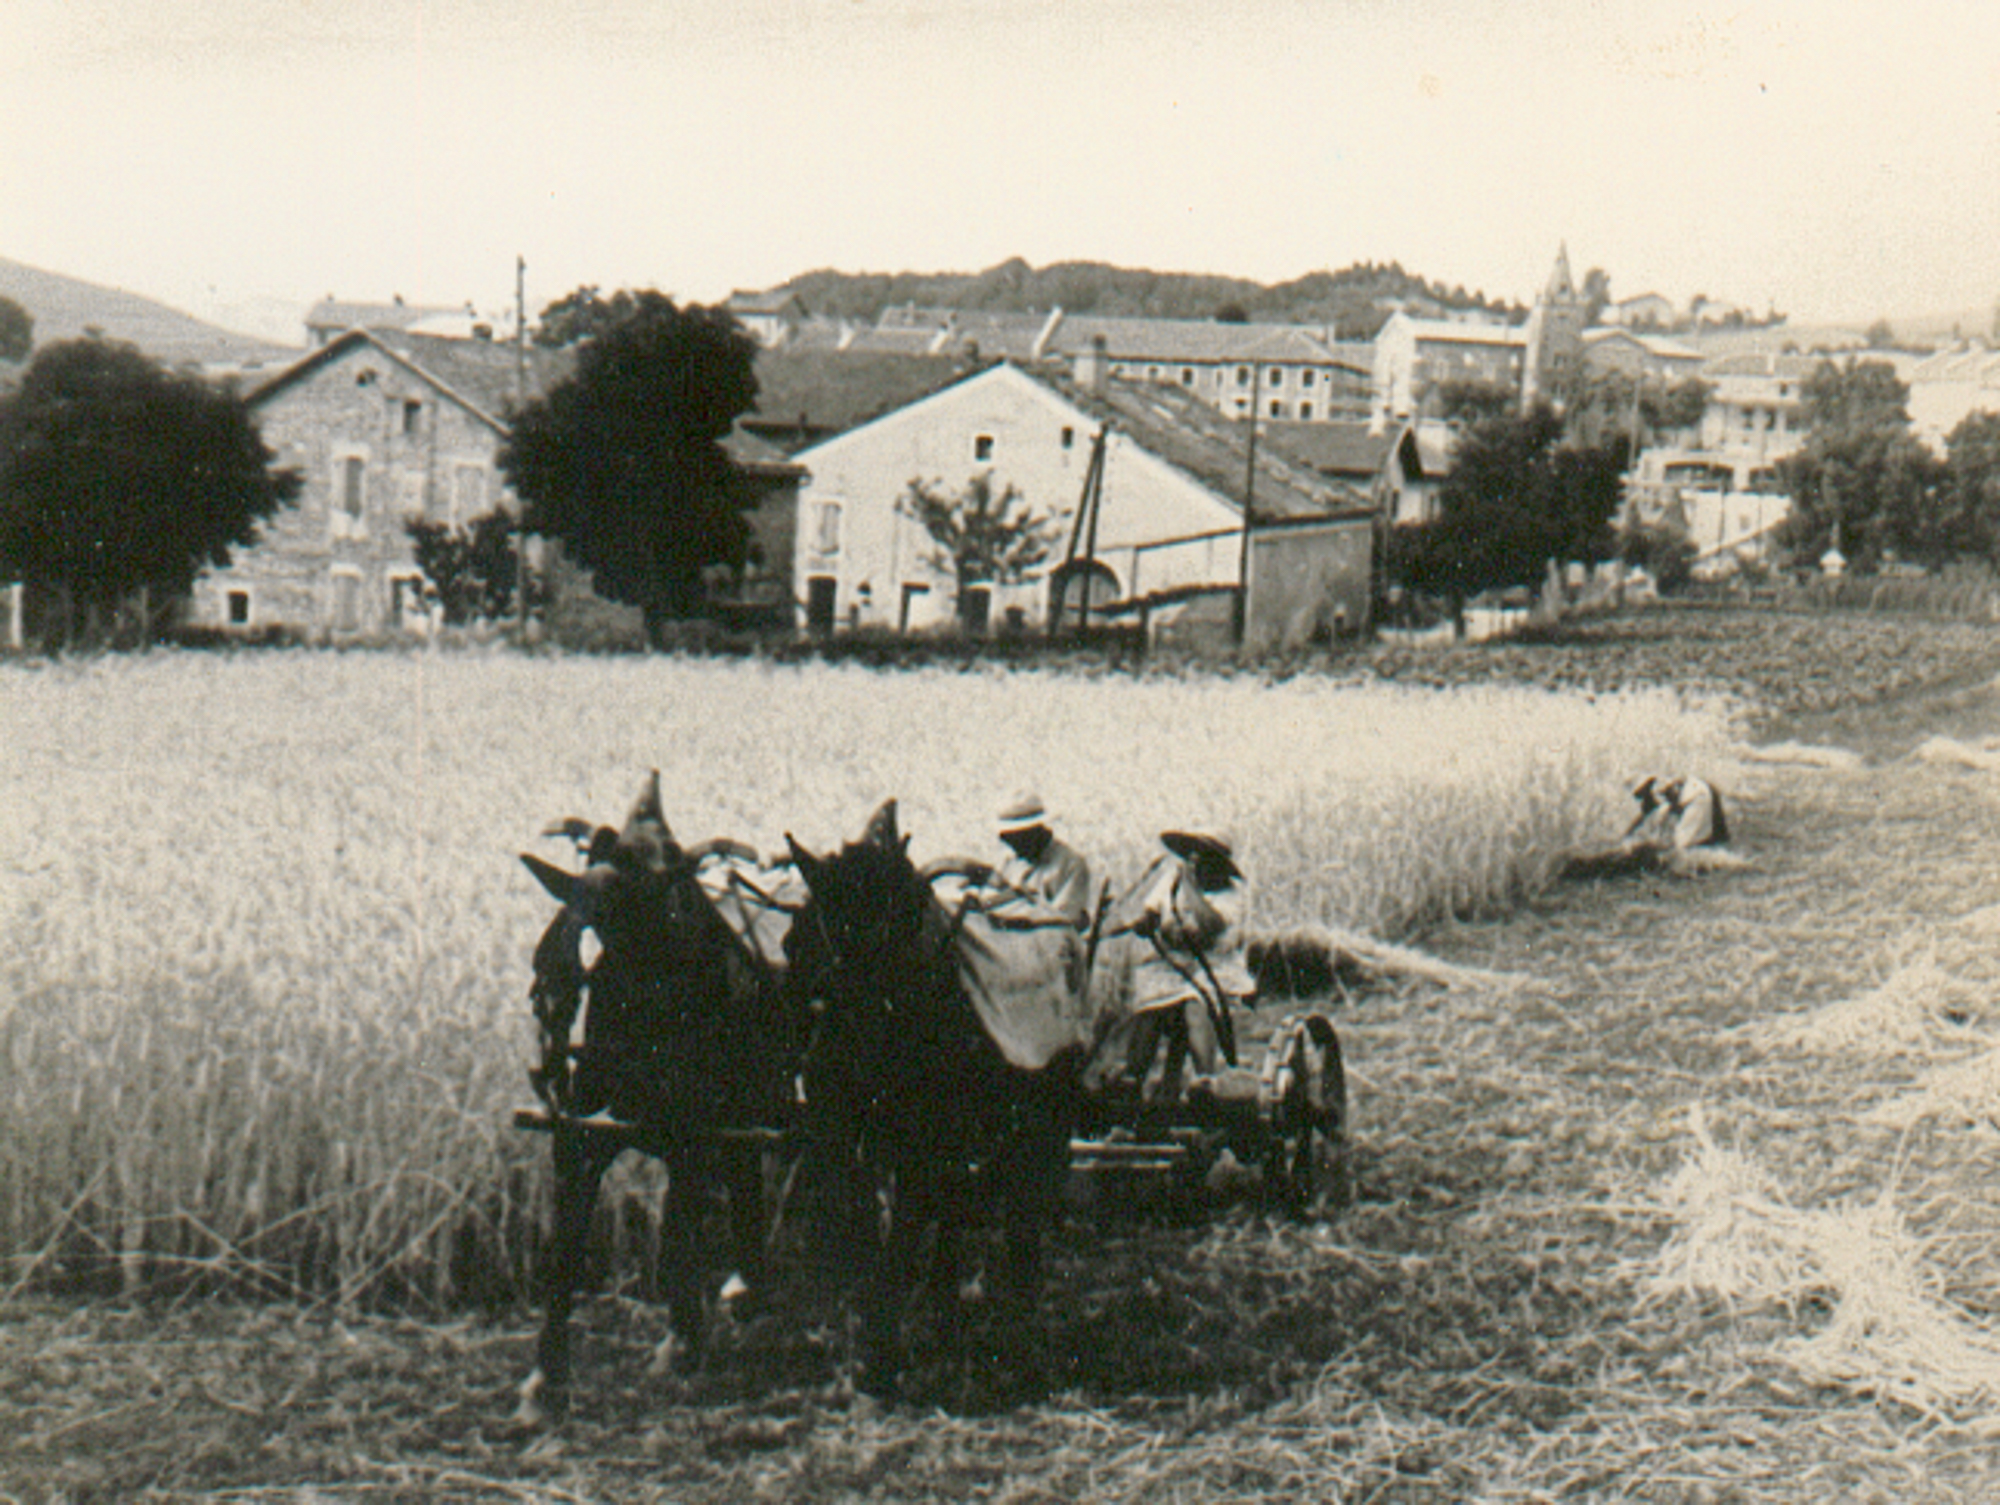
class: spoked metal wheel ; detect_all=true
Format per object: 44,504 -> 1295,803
1257,1012 -> 1351,1218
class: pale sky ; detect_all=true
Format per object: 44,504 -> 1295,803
4,0 -> 1996,343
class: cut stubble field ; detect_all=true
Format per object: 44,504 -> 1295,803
8,605 -> 2000,1502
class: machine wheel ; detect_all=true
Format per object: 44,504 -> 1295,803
1258,1013 -> 1351,1218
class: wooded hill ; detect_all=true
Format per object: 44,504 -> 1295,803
773,258 -> 1526,340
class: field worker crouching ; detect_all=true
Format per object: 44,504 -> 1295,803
992,792 -> 1094,928
1622,775 -> 1673,848
1122,829 -> 1256,1100
1658,776 -> 1729,852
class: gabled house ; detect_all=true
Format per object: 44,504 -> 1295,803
188,329 -> 803,639
723,289 -> 811,347
303,296 -> 464,348
1260,418 -> 1439,525
1580,327 -> 1706,383
1046,316 -> 1373,424
1372,311 -> 1526,422
1906,343 -> 2000,452
789,355 -> 1376,650
1602,293 -> 1677,329
741,347 -> 970,453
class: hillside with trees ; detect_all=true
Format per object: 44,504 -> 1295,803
774,258 -> 1525,340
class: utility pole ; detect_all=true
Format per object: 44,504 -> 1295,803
1057,427 -> 1108,637
514,255 -> 532,641
1234,362 -> 1261,646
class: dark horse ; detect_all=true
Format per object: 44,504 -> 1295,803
784,800 -> 1085,1401
515,772 -> 798,1425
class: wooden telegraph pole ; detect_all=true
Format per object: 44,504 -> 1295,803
1057,427 -> 1109,637
514,255 -> 531,641
1234,362 -> 1261,646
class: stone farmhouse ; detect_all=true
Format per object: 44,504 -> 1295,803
188,328 -> 803,639
788,351 -> 1376,651
188,329 -> 561,636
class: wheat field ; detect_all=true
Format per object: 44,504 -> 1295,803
0,647 -> 1740,1305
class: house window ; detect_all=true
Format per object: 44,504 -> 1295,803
973,434 -> 994,462
1146,365 -> 1159,380
1302,369 -> 1316,388
401,400 -> 422,437
1181,368 -> 1194,385
1236,366 -> 1250,386
1270,399 -> 1283,418
1270,368 -> 1283,387
1299,403 -> 1314,421
813,499 -> 842,554
1060,426 -> 1074,449
226,590 -> 250,625
338,455 -> 366,518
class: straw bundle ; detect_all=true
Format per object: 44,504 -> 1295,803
1781,1195 -> 2000,1414
1911,736 -> 2000,773
1864,1046 -> 2000,1132
1952,904 -> 2000,939
1740,953 -> 1984,1058
1648,1105 -> 2000,1414
1743,740 -> 1868,771
1644,1105 -> 1818,1309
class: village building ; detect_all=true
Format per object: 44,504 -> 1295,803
1045,315 -> 1373,424
1621,350 -> 1813,576
302,296 -> 467,349
1600,292 -> 1677,329
788,352 -> 1376,651
1904,342 -> 2000,452
1579,327 -> 1707,383
741,346 -> 969,453
186,328 -> 802,640
1372,247 -> 1587,423
1259,418 -> 1443,526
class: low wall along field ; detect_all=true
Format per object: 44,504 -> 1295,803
1,650 -> 1739,1306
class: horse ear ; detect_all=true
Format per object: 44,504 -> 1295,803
785,833 -> 825,887
620,769 -> 677,872
521,852 -> 579,905
861,798 -> 900,849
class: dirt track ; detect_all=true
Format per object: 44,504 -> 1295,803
7,648 -> 2000,1503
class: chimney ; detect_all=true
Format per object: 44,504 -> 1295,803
1075,334 -> 1109,395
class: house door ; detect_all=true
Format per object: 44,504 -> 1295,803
805,575 -> 837,636
332,571 -> 363,633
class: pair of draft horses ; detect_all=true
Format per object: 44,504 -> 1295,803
516,773 -> 1079,1422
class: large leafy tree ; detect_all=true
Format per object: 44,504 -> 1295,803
500,292 -> 760,637
530,286 -> 655,349
1393,403 -> 1627,627
1775,359 -> 1945,569
0,337 -> 298,646
898,473 -> 1059,628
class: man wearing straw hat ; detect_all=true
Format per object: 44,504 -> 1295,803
1122,827 -> 1255,1099
992,791 -> 1094,928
